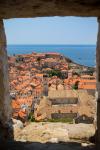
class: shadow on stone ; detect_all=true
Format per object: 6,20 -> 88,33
0,119 -> 14,141
0,140 -> 95,150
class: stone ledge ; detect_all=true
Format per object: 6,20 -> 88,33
0,0 -> 100,18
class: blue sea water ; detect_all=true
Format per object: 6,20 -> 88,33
7,45 -> 96,67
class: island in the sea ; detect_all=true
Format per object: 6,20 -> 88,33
8,52 -> 96,123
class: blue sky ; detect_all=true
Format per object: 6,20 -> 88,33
4,17 -> 98,45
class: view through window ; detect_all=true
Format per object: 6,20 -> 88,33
4,17 -> 98,145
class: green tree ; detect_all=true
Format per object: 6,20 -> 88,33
72,81 -> 80,90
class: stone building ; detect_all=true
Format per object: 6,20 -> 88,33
34,90 -> 95,123
43,74 -> 49,97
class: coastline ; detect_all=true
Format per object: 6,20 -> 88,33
7,44 -> 96,67
64,56 -> 95,68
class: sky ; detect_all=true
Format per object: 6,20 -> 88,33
4,17 -> 98,45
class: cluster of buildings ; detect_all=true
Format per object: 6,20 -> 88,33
8,52 -> 96,123
34,90 -> 95,124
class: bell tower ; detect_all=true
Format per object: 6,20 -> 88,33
43,74 -> 48,96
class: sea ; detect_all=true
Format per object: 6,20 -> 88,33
7,45 -> 96,67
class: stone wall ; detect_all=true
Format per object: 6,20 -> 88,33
0,0 -> 100,18
51,113 -> 77,119
96,18 -> 100,148
51,105 -> 78,114
50,98 -> 78,105
34,90 -> 95,123
0,20 -> 12,141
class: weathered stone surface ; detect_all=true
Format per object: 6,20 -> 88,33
0,0 -> 100,18
14,122 -> 95,143
1,140 -> 95,150
96,18 -> 100,149
12,118 -> 23,129
0,19 -> 12,140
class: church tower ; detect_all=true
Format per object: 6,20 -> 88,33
43,74 -> 48,96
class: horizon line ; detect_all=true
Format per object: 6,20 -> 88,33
7,44 -> 96,46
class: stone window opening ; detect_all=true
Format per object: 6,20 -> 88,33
0,18 -> 97,147
0,16 -> 99,150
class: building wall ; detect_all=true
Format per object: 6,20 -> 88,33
50,98 -> 78,105
51,113 -> 78,119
